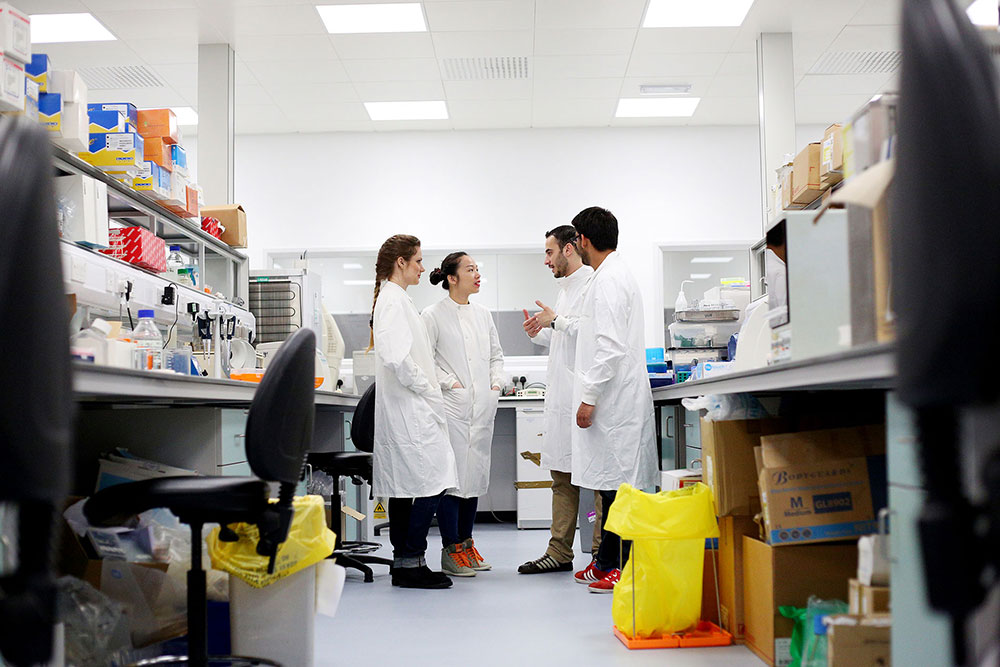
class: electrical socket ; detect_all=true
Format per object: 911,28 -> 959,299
105,269 -> 116,293
70,257 -> 86,283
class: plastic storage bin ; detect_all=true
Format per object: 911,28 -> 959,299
668,321 -> 741,349
230,565 -> 316,667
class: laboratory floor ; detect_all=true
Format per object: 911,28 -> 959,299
313,523 -> 761,666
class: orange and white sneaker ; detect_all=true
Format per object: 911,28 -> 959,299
441,543 -> 476,577
574,560 -> 611,585
588,568 -> 621,594
462,538 -> 491,571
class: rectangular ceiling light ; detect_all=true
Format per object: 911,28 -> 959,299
615,97 -> 700,117
643,0 -> 754,28
171,106 -> 198,126
691,256 -> 734,264
967,0 -> 999,27
364,100 -> 448,121
343,263 -> 363,270
31,13 -> 116,43
690,273 -> 712,280
316,3 -> 426,34
640,84 -> 692,96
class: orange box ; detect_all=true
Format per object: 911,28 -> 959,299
143,135 -> 173,171
137,108 -> 179,144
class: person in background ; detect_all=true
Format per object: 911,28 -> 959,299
569,207 -> 658,593
422,252 -> 505,578
370,234 -> 459,590
518,226 -> 602,575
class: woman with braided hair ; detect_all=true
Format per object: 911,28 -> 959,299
370,234 -> 459,589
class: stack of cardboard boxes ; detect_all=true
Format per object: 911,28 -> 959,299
0,4 -> 30,116
778,124 -> 844,211
698,418 -> 891,666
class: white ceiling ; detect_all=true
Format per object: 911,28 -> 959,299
22,0 -> 903,133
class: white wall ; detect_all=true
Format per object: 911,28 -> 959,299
234,125 -> 764,346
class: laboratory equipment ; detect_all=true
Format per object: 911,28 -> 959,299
674,279 -> 693,312
249,269 -> 323,344
131,309 -> 163,370
166,245 -> 184,275
321,304 -> 344,390
70,318 -> 111,365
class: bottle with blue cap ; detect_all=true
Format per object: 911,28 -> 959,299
132,309 -> 163,370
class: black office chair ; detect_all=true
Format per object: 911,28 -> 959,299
85,328 -> 318,667
0,119 -> 73,667
307,382 -> 392,582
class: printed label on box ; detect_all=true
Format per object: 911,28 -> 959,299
105,133 -> 137,152
4,59 -> 21,96
775,638 -> 793,667
12,17 -> 27,55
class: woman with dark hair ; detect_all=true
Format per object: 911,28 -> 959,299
421,252 -> 505,578
370,235 -> 459,589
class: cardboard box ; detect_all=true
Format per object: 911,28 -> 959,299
0,4 -> 30,64
0,52 -> 24,112
24,51 -> 47,90
142,135 -> 172,171
132,161 -> 170,200
87,102 -> 137,129
136,108 -> 178,144
201,203 -> 247,248
702,548 -> 720,626
661,467 -> 701,491
100,226 -> 167,273
37,90 -> 60,130
718,515 -> 758,639
170,143 -> 188,176
848,579 -> 891,616
791,142 -> 826,205
821,123 -> 844,185
166,169 -> 186,206
22,73 -> 35,101
701,418 -> 789,517
52,100 -> 88,152
758,425 -> 886,546
49,69 -> 87,103
54,174 -> 109,248
826,615 -> 891,666
80,131 -> 145,171
163,185 -> 200,219
88,108 -> 131,134
742,536 -> 858,666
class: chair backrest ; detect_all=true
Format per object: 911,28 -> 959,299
0,118 -> 72,666
349,382 -> 375,453
245,328 -> 316,483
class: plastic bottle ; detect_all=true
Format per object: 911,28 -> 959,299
674,279 -> 694,314
132,310 -> 163,370
70,318 -> 112,365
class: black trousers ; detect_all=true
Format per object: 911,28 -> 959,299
388,494 -> 443,561
594,489 -> 631,572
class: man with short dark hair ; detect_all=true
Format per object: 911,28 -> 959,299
568,206 -> 658,593
518,225 -> 600,574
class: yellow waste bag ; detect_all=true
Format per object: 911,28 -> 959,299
206,494 -> 338,588
605,483 -> 720,638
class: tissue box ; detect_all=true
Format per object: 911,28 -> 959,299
100,226 -> 167,273
80,131 -> 145,171
170,143 -> 188,176
201,216 -> 223,239
0,53 -> 24,112
142,135 -> 172,171
24,52 -> 48,91
136,108 -> 178,144
87,102 -> 137,129
132,161 -> 170,200
49,69 -> 87,103
38,91 -> 61,131
0,4 -> 30,64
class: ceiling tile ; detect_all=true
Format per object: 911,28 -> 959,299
619,76 -> 713,97
270,81 -> 359,103
533,54 -> 629,79
425,1 -> 534,32
234,35 -> 337,62
850,0 -> 902,25
691,96 -> 759,124
633,28 -> 740,55
827,24 -> 901,52
332,33 -> 435,60
716,51 -> 757,76
235,84 -> 274,106
276,100 -> 369,122
17,0 -> 87,12
228,5 -> 326,36
531,98 -> 615,127
91,9 -> 196,39
295,119 -> 376,133
34,41 -> 143,68
534,0 -> 647,29
127,38 -> 198,65
443,79 -> 531,100
89,87 -> 188,108
795,72 -> 897,97
148,63 -> 197,91
532,77 -> 623,99
354,80 -> 446,101
235,59 -> 258,85
372,119 -> 452,131
611,116 -> 692,127
248,58 -> 350,85
533,29 -> 637,56
449,99 -> 531,128
344,58 -> 441,82
795,93 -> 874,124
431,30 -> 533,58
86,0 -> 195,8
791,29 -> 845,75
626,52 -> 727,78
706,73 -> 759,97
235,103 -> 290,134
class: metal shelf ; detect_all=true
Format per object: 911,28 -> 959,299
651,343 -> 895,403
73,364 -> 360,410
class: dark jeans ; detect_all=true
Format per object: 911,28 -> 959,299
594,489 -> 631,572
388,494 -> 443,561
437,495 -> 478,547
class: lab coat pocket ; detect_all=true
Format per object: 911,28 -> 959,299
442,387 -> 472,422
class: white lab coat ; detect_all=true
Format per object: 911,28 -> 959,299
571,252 -> 658,491
530,265 -> 594,473
422,297 -> 504,498
372,281 -> 458,498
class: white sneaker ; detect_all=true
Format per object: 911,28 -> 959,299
441,544 -> 476,577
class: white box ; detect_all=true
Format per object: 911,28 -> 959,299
54,174 -> 110,248
167,169 -> 187,206
0,4 -> 30,64
51,100 -> 88,152
0,52 -> 24,112
49,70 -> 87,103
661,468 -> 702,491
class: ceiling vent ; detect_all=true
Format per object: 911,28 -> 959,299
441,56 -> 529,81
808,51 -> 902,75
78,65 -> 164,90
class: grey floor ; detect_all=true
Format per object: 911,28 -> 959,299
314,523 -> 762,666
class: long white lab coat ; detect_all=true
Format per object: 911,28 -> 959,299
372,281 -> 458,498
571,252 -> 658,491
530,265 -> 594,473
422,297 -> 504,498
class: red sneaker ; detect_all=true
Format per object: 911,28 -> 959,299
587,568 -> 621,594
574,560 -> 611,585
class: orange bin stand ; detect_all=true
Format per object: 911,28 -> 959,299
613,621 -> 733,650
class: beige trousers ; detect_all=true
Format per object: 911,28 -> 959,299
545,470 -> 603,563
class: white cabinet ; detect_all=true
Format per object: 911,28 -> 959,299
515,406 -> 551,529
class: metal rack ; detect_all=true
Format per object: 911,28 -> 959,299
53,147 -> 249,304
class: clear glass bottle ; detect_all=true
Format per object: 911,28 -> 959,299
166,245 -> 185,275
132,310 -> 163,370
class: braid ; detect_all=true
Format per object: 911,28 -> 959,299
367,279 -> 381,351
368,234 -> 421,352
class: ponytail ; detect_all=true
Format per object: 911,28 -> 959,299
368,234 -> 421,350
